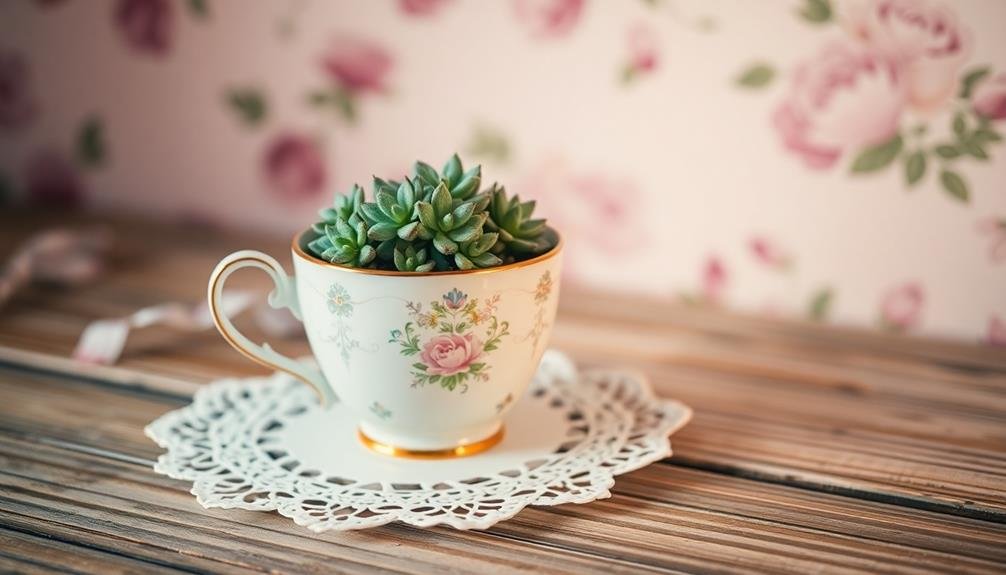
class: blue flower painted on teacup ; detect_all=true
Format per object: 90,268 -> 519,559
369,401 -> 391,420
443,288 -> 467,311
326,284 -> 353,317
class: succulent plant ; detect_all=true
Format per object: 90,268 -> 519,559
304,154 -> 556,272
415,183 -> 489,258
313,184 -> 364,234
307,214 -> 376,267
484,184 -> 550,256
393,244 -> 436,272
360,177 -> 424,242
414,154 -> 482,201
455,232 -> 502,270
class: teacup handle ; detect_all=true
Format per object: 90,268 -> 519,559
207,250 -> 336,407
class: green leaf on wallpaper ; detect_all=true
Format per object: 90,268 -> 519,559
308,88 -> 356,123
963,140 -> 989,160
466,125 -> 512,165
798,0 -> 832,23
807,288 -> 833,322
952,111 -> 967,139
735,64 -> 775,89
188,0 -> 210,19
974,127 -> 1002,144
226,88 -> 267,128
959,66 -> 990,99
939,169 -> 969,203
850,134 -> 902,173
933,144 -> 960,159
904,150 -> 926,187
77,115 -> 106,168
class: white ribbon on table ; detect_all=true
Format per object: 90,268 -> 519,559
2,227 -> 303,366
72,293 -> 304,365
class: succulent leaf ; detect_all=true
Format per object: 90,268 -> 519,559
443,154 -> 462,188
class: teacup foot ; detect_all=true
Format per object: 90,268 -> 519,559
358,426 -> 504,459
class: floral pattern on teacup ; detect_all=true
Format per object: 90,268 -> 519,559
523,271 -> 555,355
369,401 -> 392,420
323,282 -> 374,368
389,289 -> 509,393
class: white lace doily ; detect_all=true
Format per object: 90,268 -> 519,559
145,350 -> 692,531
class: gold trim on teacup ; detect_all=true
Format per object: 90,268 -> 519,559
291,229 -> 563,276
358,426 -> 505,459
208,255 -> 326,403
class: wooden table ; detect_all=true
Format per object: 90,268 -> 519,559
1,211 -> 1004,574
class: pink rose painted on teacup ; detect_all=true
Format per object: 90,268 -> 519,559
115,0 -> 174,57
420,333 -> 484,376
973,74 -> 1006,121
512,0 -> 584,39
321,36 -> 393,94
879,282 -> 924,332
843,0 -> 970,114
773,41 -> 904,169
262,132 -> 327,202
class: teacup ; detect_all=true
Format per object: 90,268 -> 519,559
208,229 -> 562,458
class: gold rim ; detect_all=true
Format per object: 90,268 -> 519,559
358,427 -> 504,459
291,229 -> 562,276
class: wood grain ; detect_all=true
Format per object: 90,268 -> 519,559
1,210 -> 1005,572
1,366 -> 1004,574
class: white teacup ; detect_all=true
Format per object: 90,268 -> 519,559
208,229 -> 562,458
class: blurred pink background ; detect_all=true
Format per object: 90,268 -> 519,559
1,0 -> 1004,343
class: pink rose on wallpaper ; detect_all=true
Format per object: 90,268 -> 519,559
0,50 -> 37,131
398,0 -> 451,17
976,217 -> 1006,264
987,316 -> 1006,347
115,0 -> 174,57
845,0 -> 970,114
879,282 -> 924,332
621,23 -> 659,83
420,333 -> 483,376
24,148 -> 85,209
262,133 -> 327,202
512,0 -> 584,39
321,36 -> 393,94
774,42 -> 904,169
972,73 -> 1006,121
749,236 -> 792,271
519,158 -> 643,274
702,256 -> 727,305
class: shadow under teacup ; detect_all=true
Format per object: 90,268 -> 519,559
208,229 -> 562,458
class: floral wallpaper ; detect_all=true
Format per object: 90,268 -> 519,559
0,0 -> 1004,344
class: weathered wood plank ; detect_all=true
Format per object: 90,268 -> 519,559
4,431 -> 1005,575
1,366 -> 1005,574
0,527 -> 188,575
